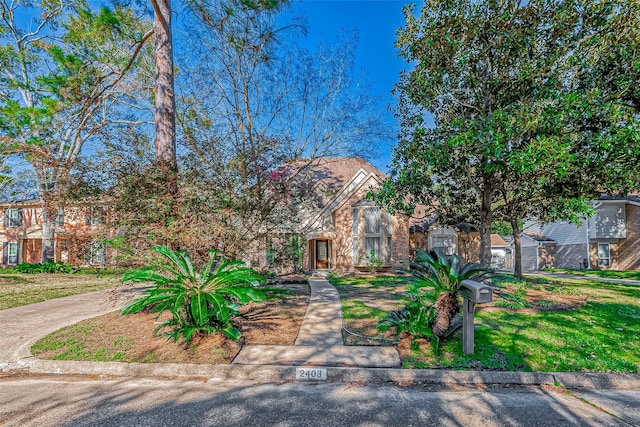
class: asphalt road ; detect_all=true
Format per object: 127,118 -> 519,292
1,374 -> 637,427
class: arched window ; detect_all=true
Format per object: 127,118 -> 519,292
351,201 -> 393,266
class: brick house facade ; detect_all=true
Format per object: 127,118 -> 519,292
1,199 -> 108,267
296,157 -> 411,272
520,197 -> 640,272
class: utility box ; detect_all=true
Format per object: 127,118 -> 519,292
459,280 -> 493,304
459,279 -> 493,354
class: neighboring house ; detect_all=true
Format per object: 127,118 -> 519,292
295,157 -> 411,271
491,234 -> 513,271
409,219 -> 510,270
1,199 -> 107,267
519,196 -> 640,272
409,218 -> 473,261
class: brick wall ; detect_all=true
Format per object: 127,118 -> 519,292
330,185 -> 410,271
590,204 -> 640,271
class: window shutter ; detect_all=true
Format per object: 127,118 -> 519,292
86,208 -> 91,225
3,209 -> 7,227
2,242 -> 7,265
17,208 -> 22,226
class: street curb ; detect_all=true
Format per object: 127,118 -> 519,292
20,359 -> 640,390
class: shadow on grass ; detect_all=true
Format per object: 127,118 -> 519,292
473,301 -> 640,373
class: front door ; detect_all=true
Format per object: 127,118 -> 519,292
22,239 -> 42,264
315,239 -> 329,269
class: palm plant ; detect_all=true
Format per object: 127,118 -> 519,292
122,245 -> 265,343
409,249 -> 490,340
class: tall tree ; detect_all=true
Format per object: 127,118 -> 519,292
150,0 -> 176,175
174,0 -> 389,259
0,1 -> 152,262
375,0 -> 640,273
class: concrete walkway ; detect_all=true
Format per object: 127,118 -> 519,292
232,278 -> 401,367
0,288 -> 135,371
0,278 -> 399,371
2,277 -> 639,396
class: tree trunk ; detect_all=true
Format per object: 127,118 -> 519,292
41,203 -> 56,263
511,219 -> 523,280
478,187 -> 493,267
432,291 -> 459,339
152,0 -> 177,170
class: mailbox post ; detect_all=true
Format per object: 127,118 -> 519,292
459,279 -> 493,354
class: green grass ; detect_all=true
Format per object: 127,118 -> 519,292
545,268 -> 640,281
0,272 -> 124,310
31,323 -> 131,362
341,299 -> 388,320
330,274 -> 414,318
330,274 -> 415,288
441,276 -> 638,372
471,301 -> 640,372
333,273 -> 640,373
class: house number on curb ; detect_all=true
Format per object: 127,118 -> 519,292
295,368 -> 327,380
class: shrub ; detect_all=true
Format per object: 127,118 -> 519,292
16,261 -> 75,274
411,249 -> 491,339
378,295 -> 436,340
122,245 -> 265,343
365,250 -> 384,273
385,249 -> 491,343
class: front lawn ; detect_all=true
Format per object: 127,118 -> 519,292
330,274 -> 414,344
31,283 -> 310,363
545,268 -> 640,281
329,274 -> 640,373
0,271 -> 125,310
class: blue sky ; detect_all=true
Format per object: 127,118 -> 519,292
284,0 -> 409,171
15,0 -> 410,173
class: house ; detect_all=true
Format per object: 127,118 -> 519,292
293,157 -> 411,271
2,158 -> 411,272
519,196 -> 640,272
409,218 -> 510,270
1,199 -> 108,267
490,234 -> 513,271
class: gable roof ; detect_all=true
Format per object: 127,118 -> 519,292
524,232 -> 556,243
302,158 -> 384,236
491,234 -> 509,247
304,157 -> 384,191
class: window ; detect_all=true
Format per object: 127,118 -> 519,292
364,207 -> 381,234
365,236 -> 381,257
4,208 -> 22,227
55,208 -> 64,227
352,209 -> 359,234
597,243 -> 610,267
352,237 -> 359,264
3,242 -> 18,265
86,242 -> 106,265
364,207 -> 382,258
432,236 -> 456,256
351,202 -> 393,265
86,207 -> 105,226
428,227 -> 458,256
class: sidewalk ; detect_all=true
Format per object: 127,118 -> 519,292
1,278 -> 639,392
